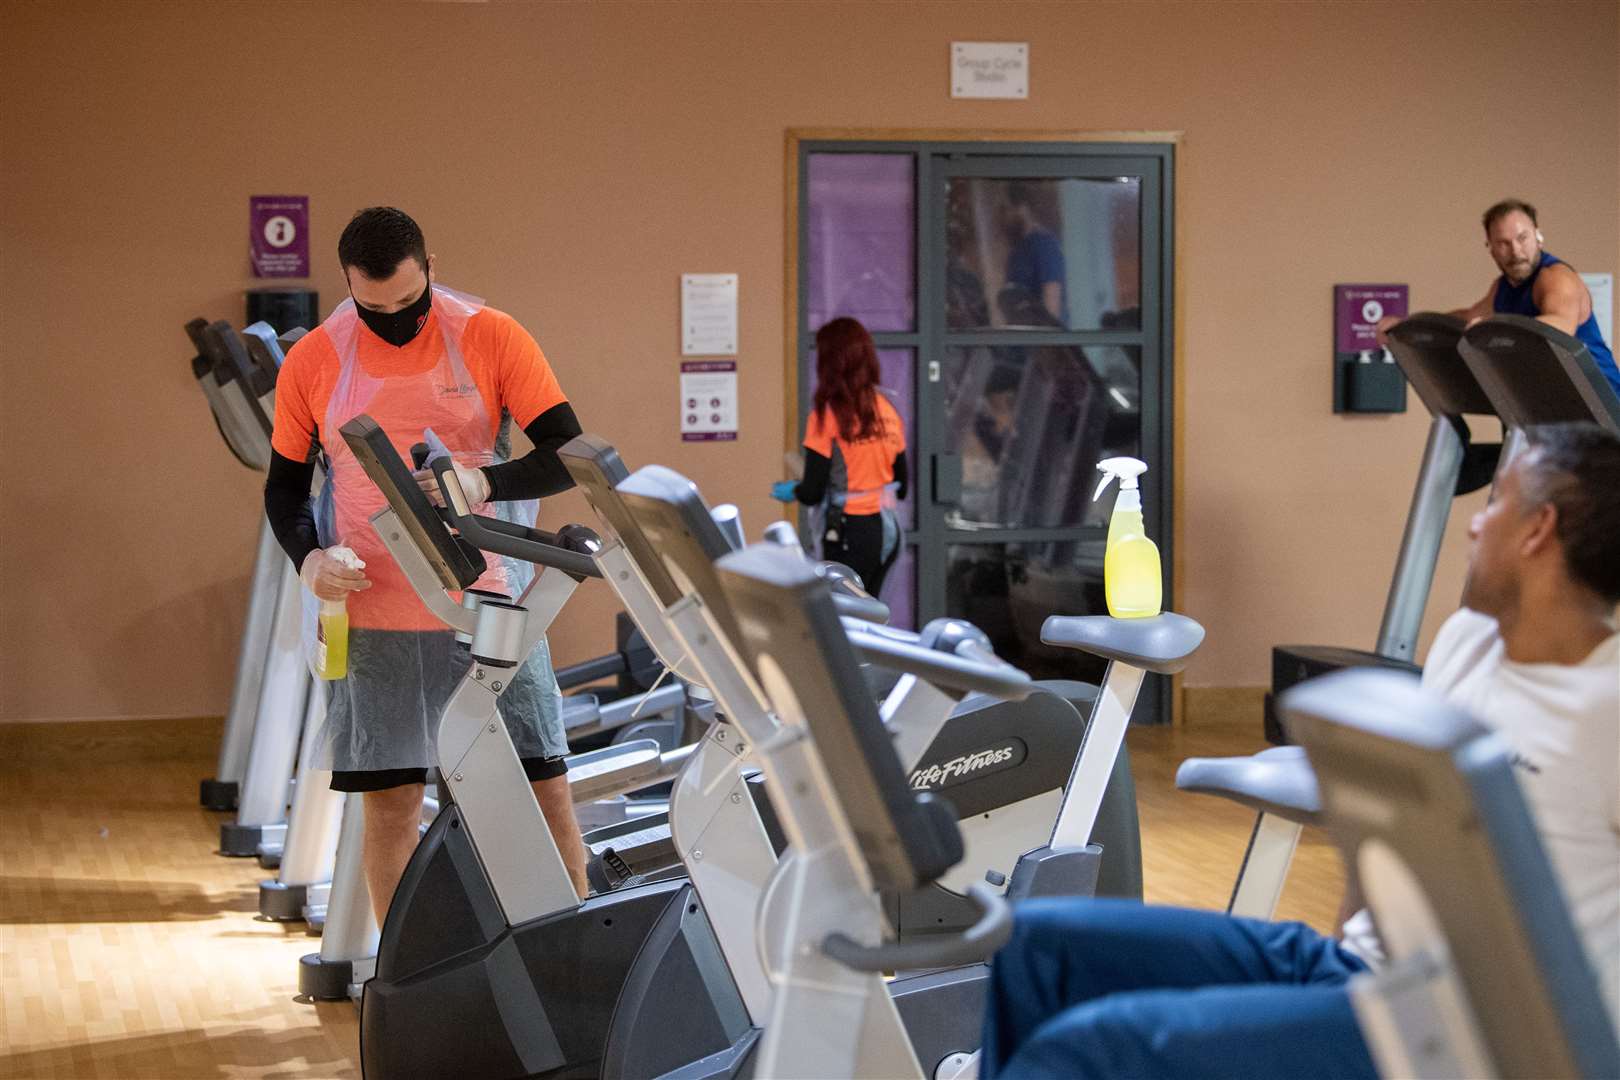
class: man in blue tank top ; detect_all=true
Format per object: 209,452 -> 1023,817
1381,199 -> 1618,395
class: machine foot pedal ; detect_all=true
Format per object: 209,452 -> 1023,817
258,880 -> 308,921
199,778 -> 239,812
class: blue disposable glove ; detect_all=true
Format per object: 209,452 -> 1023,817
770,480 -> 799,503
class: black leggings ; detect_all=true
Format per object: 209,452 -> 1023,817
823,511 -> 898,597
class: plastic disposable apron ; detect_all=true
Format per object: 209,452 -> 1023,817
312,285 -> 564,775
320,285 -> 512,629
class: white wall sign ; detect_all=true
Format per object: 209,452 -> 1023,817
680,360 -> 738,442
1581,272 -> 1613,346
951,42 -> 1028,100
681,273 -> 739,356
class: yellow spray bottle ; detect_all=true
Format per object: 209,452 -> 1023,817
1093,457 -> 1162,619
314,546 -> 365,680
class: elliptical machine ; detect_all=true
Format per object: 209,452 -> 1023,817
560,438 -> 1148,918
599,459 -> 1203,1077
338,416 -> 747,1079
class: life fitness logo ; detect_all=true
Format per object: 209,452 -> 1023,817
909,740 -> 1025,791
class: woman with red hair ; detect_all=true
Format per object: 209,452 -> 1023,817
772,317 -> 908,596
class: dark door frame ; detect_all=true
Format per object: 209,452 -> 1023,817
785,129 -> 1184,723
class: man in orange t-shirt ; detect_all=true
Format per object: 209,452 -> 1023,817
264,207 -> 587,916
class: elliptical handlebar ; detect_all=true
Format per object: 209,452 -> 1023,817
821,562 -> 890,624
710,503 -> 746,551
844,623 -> 1032,701
761,520 -> 803,552
822,881 -> 1012,972
427,456 -> 604,580
841,616 -> 1005,667
830,590 -> 890,624
951,637 -> 1003,671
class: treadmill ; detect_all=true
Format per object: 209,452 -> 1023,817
1179,313 -> 1620,921
1263,313 -> 1501,743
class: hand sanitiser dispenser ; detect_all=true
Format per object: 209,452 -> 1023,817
1093,457 -> 1162,618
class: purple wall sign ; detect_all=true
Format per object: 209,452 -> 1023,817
1334,284 -> 1407,353
250,195 -> 309,278
680,360 -> 738,442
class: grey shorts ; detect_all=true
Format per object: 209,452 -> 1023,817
321,626 -> 567,779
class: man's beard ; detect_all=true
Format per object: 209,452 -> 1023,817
1500,255 -> 1535,284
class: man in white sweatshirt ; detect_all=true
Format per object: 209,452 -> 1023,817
980,421 -> 1620,1080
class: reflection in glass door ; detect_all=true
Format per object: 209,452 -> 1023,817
928,158 -> 1167,720
798,142 -> 1173,721
945,175 -> 1143,332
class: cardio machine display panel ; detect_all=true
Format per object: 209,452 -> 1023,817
615,465 -> 745,644
715,544 -> 963,893
338,414 -> 486,591
1386,313 -> 1495,418
1460,315 -> 1620,433
557,436 -> 686,608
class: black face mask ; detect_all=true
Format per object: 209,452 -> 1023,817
355,278 -> 433,347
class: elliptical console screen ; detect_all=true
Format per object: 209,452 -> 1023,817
339,414 -> 485,591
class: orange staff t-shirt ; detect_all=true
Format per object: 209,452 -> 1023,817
271,306 -> 567,463
803,393 -> 906,515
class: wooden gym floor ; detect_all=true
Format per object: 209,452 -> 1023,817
0,716 -> 1344,1080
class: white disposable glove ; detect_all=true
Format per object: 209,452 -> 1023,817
413,460 -> 491,510
300,546 -> 371,601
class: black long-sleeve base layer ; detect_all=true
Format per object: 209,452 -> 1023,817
263,402 -> 583,572
794,448 -> 908,506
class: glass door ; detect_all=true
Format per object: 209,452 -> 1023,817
798,142 -> 1173,720
920,156 -> 1168,717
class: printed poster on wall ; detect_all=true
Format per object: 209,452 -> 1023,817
681,361 -> 737,442
681,274 -> 739,356
1581,272 -> 1614,346
250,195 -> 309,278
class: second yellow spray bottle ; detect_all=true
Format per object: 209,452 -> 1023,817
1093,456 -> 1162,619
